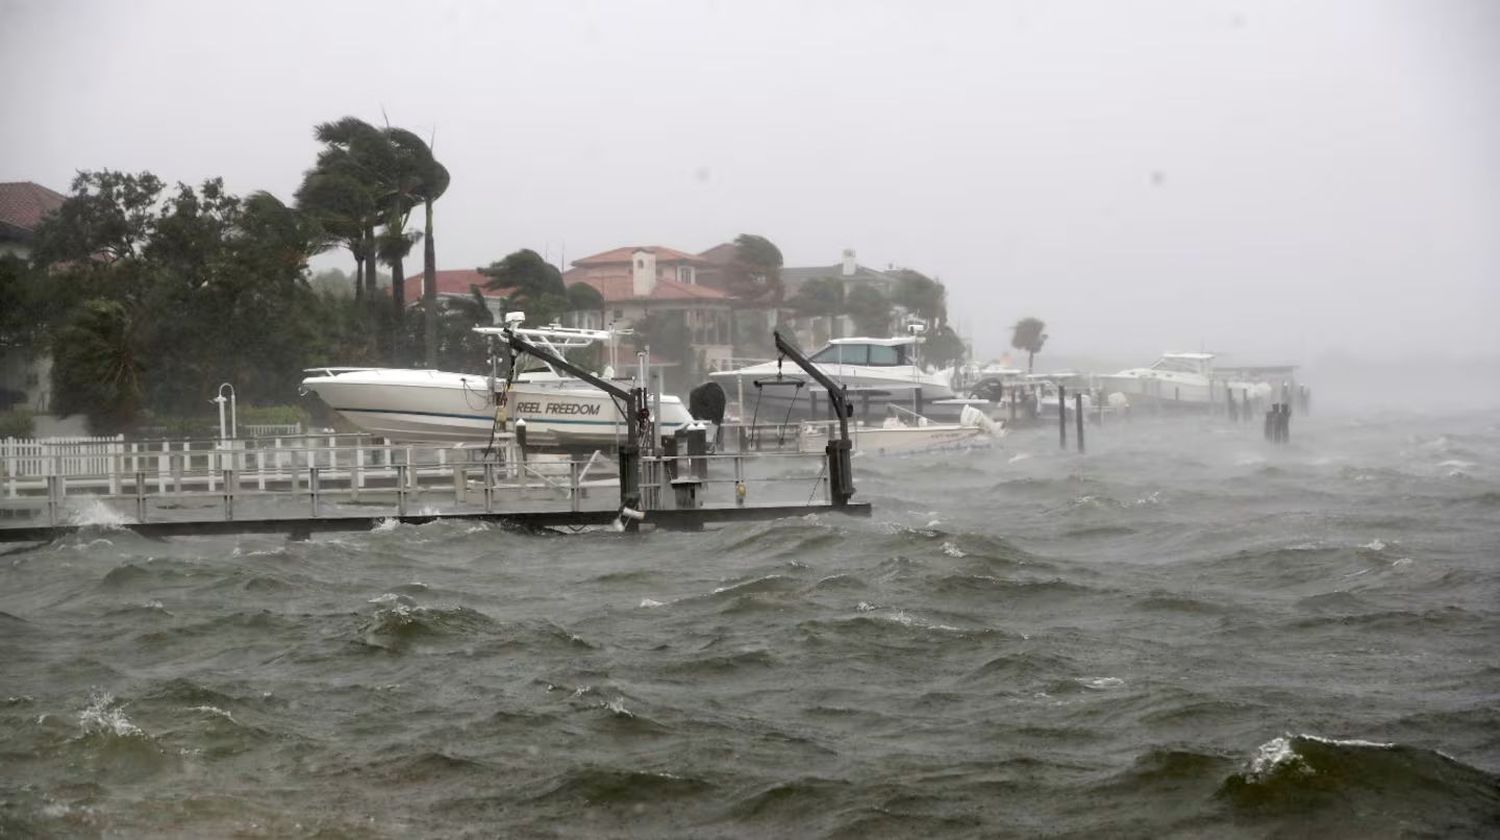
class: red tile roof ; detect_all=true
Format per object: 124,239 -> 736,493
570,245 -> 709,267
0,181 -> 66,237
405,266 -> 732,306
400,268 -> 499,304
564,270 -> 731,303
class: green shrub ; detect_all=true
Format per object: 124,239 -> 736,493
0,409 -> 35,439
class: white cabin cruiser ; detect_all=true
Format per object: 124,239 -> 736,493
709,334 -> 986,422
1097,352 -> 1257,406
300,325 -> 694,447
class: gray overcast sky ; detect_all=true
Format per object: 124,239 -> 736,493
3,0 -> 1497,363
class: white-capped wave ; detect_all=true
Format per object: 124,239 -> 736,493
78,689 -> 143,738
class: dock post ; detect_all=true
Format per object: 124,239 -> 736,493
46,475 -> 60,526
1075,394 -> 1085,453
223,468 -> 235,521
135,471 -> 146,522
1058,386 -> 1067,449
1227,388 -> 1237,422
1264,404 -> 1277,442
734,453 -> 745,507
570,460 -> 581,513
308,467 -> 319,517
396,465 -> 408,516
483,462 -> 495,513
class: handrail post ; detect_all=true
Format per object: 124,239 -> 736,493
46,474 -> 61,526
223,468 -> 236,521
396,464 -> 408,516
570,459 -> 581,513
135,470 -> 146,522
308,466 -> 319,517
483,462 -> 495,513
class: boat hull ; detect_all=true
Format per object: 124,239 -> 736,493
301,370 -> 693,446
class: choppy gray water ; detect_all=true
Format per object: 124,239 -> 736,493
2,411 -> 1498,838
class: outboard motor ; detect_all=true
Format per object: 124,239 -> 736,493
970,376 -> 1005,403
688,381 -> 727,446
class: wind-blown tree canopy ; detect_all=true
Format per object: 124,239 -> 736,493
36,170 -> 354,431
479,249 -> 570,326
404,286 -> 492,374
295,161 -> 377,299
33,170 -> 165,265
891,268 -> 948,325
726,233 -> 784,302
845,285 -> 892,337
379,126 -> 450,368
566,281 -> 604,320
787,276 -> 847,339
922,324 -> 967,370
1011,316 -> 1048,372
49,299 -> 144,435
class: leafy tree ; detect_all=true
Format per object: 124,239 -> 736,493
380,127 -> 451,369
845,285 -> 892,336
632,310 -> 696,393
922,324 -> 967,369
891,268 -> 947,325
38,170 -> 344,431
50,299 -> 145,433
0,255 -> 47,354
725,233 -> 784,302
32,170 -> 165,265
404,286 -> 492,373
566,281 -> 605,328
479,249 -> 569,326
786,276 -> 846,341
1011,316 -> 1048,372
296,163 -> 377,299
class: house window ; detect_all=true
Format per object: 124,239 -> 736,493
636,259 -> 644,269
677,266 -> 693,284
613,309 -> 624,320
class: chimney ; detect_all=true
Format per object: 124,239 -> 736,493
841,248 -> 856,277
631,248 -> 657,297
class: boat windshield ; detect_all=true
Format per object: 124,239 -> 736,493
810,343 -> 907,366
1150,357 -> 1204,374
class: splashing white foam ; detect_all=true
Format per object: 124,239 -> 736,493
1361,539 -> 1387,551
78,689 -> 143,738
373,518 -> 401,532
1008,452 -> 1031,463
604,697 -> 633,717
66,499 -> 131,528
638,598 -> 665,609
1078,677 -> 1125,690
855,601 -> 876,612
940,541 -> 966,558
187,705 -> 234,721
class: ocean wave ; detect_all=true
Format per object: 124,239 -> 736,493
530,766 -> 713,806
1217,733 -> 1500,828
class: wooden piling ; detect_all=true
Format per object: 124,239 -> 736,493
1075,393 -> 1085,453
1058,386 -> 1067,449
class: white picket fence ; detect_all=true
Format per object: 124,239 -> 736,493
1,435 -> 126,478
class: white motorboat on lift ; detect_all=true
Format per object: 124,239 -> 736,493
1097,352 -> 1261,407
299,322 -> 695,447
709,325 -> 992,423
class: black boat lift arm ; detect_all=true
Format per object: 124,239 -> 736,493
496,326 -> 645,522
773,329 -> 855,506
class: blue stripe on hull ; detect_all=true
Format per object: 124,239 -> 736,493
333,407 -> 685,428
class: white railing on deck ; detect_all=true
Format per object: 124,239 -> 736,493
1,435 -> 126,478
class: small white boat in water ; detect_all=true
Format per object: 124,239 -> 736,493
300,326 -> 694,447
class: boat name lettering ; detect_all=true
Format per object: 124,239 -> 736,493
515,401 -> 602,416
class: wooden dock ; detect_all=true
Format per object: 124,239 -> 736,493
0,430 -> 870,542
